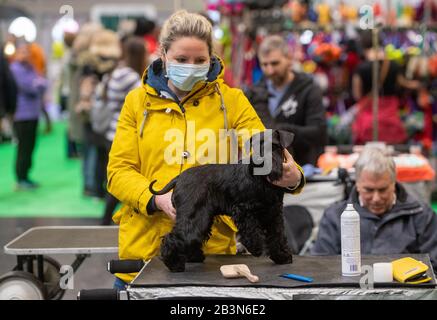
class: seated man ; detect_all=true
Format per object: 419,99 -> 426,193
311,146 -> 437,271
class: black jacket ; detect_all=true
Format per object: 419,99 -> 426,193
311,184 -> 437,271
245,72 -> 327,166
0,49 -> 17,117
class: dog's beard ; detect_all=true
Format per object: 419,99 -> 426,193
266,148 -> 283,182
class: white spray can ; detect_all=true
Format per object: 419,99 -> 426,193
341,203 -> 361,276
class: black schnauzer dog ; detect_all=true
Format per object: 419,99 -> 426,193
149,129 -> 297,272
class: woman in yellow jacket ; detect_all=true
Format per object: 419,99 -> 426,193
107,10 -> 305,288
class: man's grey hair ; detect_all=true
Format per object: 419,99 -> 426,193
258,35 -> 289,58
354,146 -> 396,182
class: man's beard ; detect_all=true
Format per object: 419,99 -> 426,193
271,73 -> 289,87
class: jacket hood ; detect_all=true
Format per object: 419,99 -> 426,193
142,55 -> 224,101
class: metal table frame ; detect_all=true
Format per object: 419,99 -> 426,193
2,226 -> 118,299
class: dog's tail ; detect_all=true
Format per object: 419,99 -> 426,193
149,176 -> 179,195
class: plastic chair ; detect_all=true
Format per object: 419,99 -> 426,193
283,205 -> 315,255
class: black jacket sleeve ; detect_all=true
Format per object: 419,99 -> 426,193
276,84 -> 327,152
414,205 -> 437,271
146,196 -> 157,215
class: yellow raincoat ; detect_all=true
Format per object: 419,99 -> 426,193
107,57 -> 304,283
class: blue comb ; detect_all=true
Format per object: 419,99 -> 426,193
280,273 -> 313,283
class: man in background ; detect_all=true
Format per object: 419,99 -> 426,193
245,35 -> 327,166
311,146 -> 437,271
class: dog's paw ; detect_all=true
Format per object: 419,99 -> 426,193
248,248 -> 263,257
270,253 -> 293,264
187,252 -> 205,263
242,241 -> 264,257
163,260 -> 186,272
168,265 -> 186,272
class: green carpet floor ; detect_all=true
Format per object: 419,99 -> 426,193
0,121 -> 104,218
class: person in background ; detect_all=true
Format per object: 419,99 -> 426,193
134,17 -> 159,63
67,23 -> 104,197
28,41 -> 52,134
59,30 -> 79,158
245,35 -> 327,166
67,23 -> 102,163
75,28 -> 121,198
92,36 -> 147,225
9,41 -> 47,189
351,30 -> 421,145
341,38 -> 361,108
0,44 -> 17,143
311,146 -> 437,271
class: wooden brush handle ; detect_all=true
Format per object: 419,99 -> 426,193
236,266 -> 259,283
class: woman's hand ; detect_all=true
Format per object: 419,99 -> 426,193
271,149 -> 302,189
155,192 -> 176,221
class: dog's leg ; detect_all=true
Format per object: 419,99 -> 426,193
161,205 -> 214,271
186,246 -> 205,263
161,232 -> 187,272
232,206 -> 265,257
263,208 -> 293,264
184,208 -> 215,263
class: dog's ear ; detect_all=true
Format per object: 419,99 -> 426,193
274,130 -> 294,148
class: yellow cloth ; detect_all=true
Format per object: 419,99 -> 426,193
392,257 -> 432,284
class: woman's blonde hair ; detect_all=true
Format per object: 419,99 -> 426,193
159,10 -> 213,55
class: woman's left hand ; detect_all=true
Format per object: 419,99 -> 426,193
271,149 -> 302,189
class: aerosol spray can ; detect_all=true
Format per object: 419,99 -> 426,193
341,203 -> 361,276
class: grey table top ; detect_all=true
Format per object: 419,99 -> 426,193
131,254 -> 436,289
4,226 -> 119,255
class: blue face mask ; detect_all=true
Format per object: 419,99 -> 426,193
165,61 -> 210,91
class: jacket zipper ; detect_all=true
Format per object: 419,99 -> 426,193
178,83 -> 208,174
180,111 -> 187,174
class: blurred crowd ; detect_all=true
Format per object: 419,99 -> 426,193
0,12 -> 434,223
0,17 -> 156,223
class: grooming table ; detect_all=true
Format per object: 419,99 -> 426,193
127,254 -> 437,300
2,226 -> 118,299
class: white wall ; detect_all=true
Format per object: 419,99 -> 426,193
1,0 -> 205,59
1,0 -> 205,43
3,0 -> 205,19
